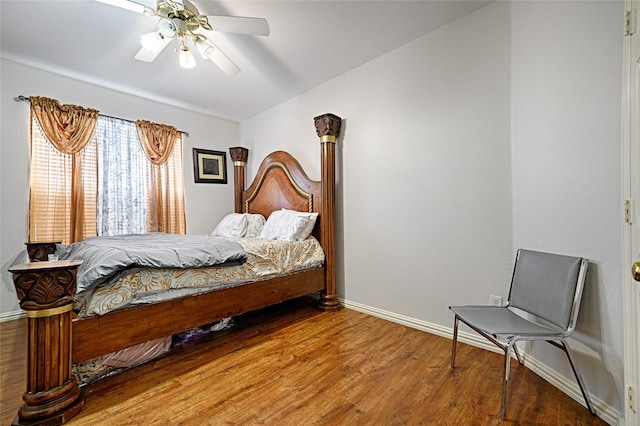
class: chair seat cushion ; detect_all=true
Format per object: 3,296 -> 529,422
449,306 -> 562,337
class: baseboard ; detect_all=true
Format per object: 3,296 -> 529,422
0,310 -> 25,322
342,298 -> 504,354
340,298 -> 621,426
524,355 -> 621,425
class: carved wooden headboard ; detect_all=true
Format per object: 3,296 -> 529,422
228,113 -> 342,309
237,151 -> 323,239
242,151 -> 320,217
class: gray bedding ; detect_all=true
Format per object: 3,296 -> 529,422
56,233 -> 247,297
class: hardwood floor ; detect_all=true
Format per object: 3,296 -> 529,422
1,298 -> 607,425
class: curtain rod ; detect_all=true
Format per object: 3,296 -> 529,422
14,95 -> 189,137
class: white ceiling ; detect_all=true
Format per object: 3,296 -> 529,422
0,0 -> 490,122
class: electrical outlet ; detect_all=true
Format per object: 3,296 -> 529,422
489,295 -> 503,307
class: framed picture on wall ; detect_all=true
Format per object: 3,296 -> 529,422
193,148 -> 227,184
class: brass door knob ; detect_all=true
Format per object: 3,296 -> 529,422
633,262 -> 640,281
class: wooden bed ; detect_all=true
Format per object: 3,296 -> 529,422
8,113 -> 342,425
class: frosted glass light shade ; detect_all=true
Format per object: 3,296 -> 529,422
195,37 -> 215,59
179,46 -> 197,69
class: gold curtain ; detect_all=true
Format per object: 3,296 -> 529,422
29,97 -> 99,244
136,119 -> 177,166
30,96 -> 99,154
136,121 -> 186,234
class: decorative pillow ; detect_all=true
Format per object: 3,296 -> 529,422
244,213 -> 266,238
211,213 -> 248,238
259,209 -> 318,241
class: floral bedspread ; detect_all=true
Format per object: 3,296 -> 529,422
79,236 -> 325,317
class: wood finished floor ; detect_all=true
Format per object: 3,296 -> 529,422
1,298 -> 607,425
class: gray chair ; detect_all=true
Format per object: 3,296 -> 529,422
449,249 -> 595,419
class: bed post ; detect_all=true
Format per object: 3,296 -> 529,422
314,113 -> 342,311
8,260 -> 85,425
229,147 -> 249,213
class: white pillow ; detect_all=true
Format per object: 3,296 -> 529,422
244,213 -> 266,237
259,209 -> 318,241
211,213 -> 248,238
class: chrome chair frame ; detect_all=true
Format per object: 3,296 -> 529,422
449,249 -> 595,419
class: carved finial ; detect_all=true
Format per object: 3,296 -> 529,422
229,147 -> 248,165
314,114 -> 342,142
25,242 -> 60,262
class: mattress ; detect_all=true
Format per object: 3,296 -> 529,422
78,236 -> 325,317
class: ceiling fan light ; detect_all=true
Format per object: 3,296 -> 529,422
158,18 -> 177,38
195,37 -> 215,60
140,32 -> 165,53
179,46 -> 197,69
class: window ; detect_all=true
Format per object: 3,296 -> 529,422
29,112 -> 185,244
29,115 -> 98,243
95,116 -> 149,236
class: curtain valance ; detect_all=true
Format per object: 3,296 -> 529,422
30,96 -> 99,154
136,120 -> 178,166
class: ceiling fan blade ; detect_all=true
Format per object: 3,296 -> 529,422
209,48 -> 240,76
205,15 -> 269,36
95,0 -> 157,15
134,36 -> 172,62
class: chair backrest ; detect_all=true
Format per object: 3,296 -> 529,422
508,249 -> 588,332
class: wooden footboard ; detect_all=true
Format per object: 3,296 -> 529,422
72,267 -> 325,362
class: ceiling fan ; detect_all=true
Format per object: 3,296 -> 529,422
96,0 -> 270,75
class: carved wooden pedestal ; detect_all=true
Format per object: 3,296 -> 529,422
25,242 -> 61,262
9,260 -> 84,425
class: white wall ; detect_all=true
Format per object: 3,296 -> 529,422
511,0 -> 624,413
0,59 -> 239,316
241,0 -> 624,419
242,2 -> 513,340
